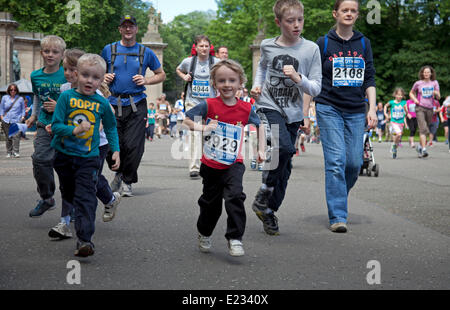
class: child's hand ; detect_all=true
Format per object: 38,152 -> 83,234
110,151 -> 120,171
283,65 -> 301,84
45,124 -> 52,134
104,73 -> 116,84
257,150 -> 266,163
73,121 -> 91,136
300,118 -> 311,135
204,120 -> 218,133
25,115 -> 36,128
251,87 -> 262,101
43,98 -> 57,113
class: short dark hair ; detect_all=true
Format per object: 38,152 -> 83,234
195,35 -> 211,45
6,83 -> 19,96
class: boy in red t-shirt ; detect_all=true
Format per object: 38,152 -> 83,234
183,60 -> 266,257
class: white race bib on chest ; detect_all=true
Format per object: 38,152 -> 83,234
203,119 -> 243,166
332,57 -> 365,87
192,80 -> 210,99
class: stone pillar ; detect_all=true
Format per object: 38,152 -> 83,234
0,12 -> 19,86
141,8 -> 167,107
249,19 -> 266,83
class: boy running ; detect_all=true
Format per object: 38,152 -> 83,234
51,54 -> 120,257
183,60 -> 265,257
251,0 -> 322,235
27,35 -> 67,218
384,87 -> 407,159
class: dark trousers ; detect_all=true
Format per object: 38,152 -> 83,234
54,152 -> 100,243
32,124 -> 56,200
146,124 -> 155,139
261,109 -> 300,212
197,163 -> 247,241
97,144 -> 113,205
110,99 -> 147,185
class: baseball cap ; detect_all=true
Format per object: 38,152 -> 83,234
119,15 -> 137,26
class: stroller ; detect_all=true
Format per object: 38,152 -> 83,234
360,129 -> 380,177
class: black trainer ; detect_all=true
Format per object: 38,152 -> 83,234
261,211 -> 280,236
252,188 -> 272,215
29,198 -> 56,218
75,240 -> 95,257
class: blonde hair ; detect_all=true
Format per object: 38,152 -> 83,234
63,48 -> 85,67
273,0 -> 304,20
210,59 -> 247,87
41,35 -> 66,52
77,53 -> 107,75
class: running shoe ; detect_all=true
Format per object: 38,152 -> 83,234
12,152 -> 20,158
252,188 -> 272,213
6,153 -> 11,158
250,159 -> 257,170
330,222 -> 348,233
301,144 -> 306,152
121,183 -> 133,197
416,145 -> 423,158
422,149 -> 429,158
228,239 -> 245,257
295,149 -> 299,156
74,240 -> 95,257
258,163 -> 263,171
110,173 -> 123,193
29,198 -> 56,218
103,192 -> 121,222
198,233 -> 212,253
48,222 -> 73,239
392,144 -> 397,159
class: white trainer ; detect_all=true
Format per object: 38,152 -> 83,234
103,192 -> 121,222
121,183 -> 133,197
228,239 -> 245,257
48,222 -> 73,239
110,173 -> 123,193
198,233 -> 212,253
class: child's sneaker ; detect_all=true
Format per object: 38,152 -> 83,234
110,173 -> 123,193
295,149 -> 299,156
422,148 -> 429,158
198,233 -> 211,253
48,222 -> 73,239
250,159 -> 257,170
74,240 -> 95,257
228,239 -> 245,257
103,192 -> 121,222
6,153 -> 11,158
29,198 -> 56,218
12,152 -> 20,158
258,163 -> 263,171
300,144 -> 306,153
391,144 -> 397,159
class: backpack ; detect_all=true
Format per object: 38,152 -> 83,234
190,43 -> 215,57
109,42 -> 146,75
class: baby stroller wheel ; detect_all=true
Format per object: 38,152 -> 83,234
374,164 -> 380,177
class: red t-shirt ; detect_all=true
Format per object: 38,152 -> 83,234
201,97 -> 252,170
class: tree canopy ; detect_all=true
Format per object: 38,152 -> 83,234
3,0 -> 449,102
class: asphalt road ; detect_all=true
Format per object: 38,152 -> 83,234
0,135 -> 449,290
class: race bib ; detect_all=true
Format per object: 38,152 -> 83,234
392,106 -> 404,119
409,103 -> 416,113
203,119 -> 243,166
332,57 -> 365,87
421,87 -> 434,99
192,80 -> 210,99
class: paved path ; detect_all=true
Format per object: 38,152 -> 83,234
0,136 -> 449,290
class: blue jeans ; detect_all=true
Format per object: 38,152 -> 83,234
315,103 -> 366,225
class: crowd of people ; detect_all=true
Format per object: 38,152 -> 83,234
1,0 -> 448,258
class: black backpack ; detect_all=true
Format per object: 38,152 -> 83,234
183,55 -> 215,108
109,42 -> 146,76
